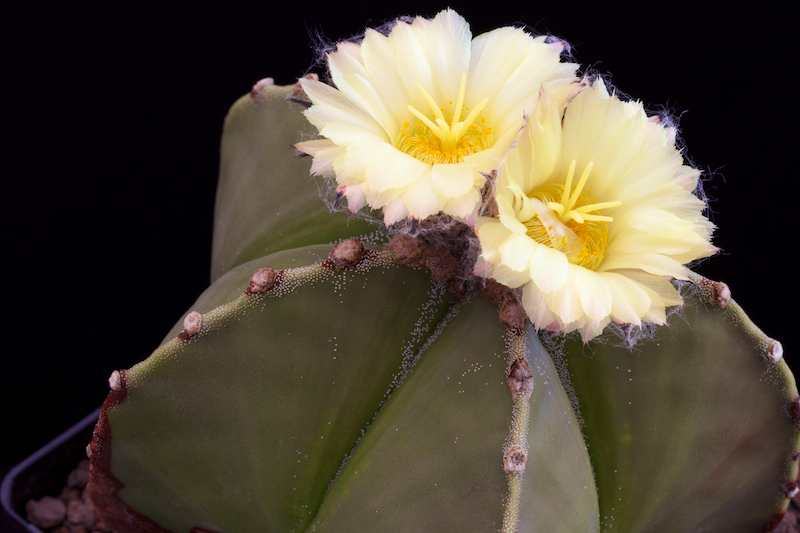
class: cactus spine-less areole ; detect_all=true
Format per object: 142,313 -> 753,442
87,10 -> 797,533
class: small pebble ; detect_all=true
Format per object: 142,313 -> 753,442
26,496 -> 66,529
67,459 -> 90,489
58,486 -> 81,505
68,498 -> 96,528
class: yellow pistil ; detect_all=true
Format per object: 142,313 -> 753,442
523,160 -> 620,271
396,73 -> 492,165
547,160 -> 621,224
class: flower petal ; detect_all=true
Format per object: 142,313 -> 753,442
388,21 -> 433,105
301,78 -> 383,136
489,41 -> 577,136
580,318 -> 612,342
495,195 -> 528,235
543,267 -> 582,325
293,138 -> 336,155
342,183 -> 367,213
431,162 -> 477,197
622,270 -> 683,307
422,9 -> 471,102
339,73 -> 398,139
528,243 -> 569,293
402,170 -> 443,220
360,29 -> 410,123
382,196 -> 411,225
363,145 -> 430,192
499,234 -> 537,272
599,253 -> 689,280
319,121 -> 387,146
573,267 -> 613,321
603,272 -> 651,326
309,145 -> 344,178
444,187 -> 482,223
467,28 -> 538,110
521,281 -> 558,330
476,217 -> 512,263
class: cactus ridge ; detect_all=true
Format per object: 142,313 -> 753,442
539,274 -> 798,532
502,332 -> 533,532
212,84 -> 378,282
99,244 -> 468,533
86,83 -> 800,533
689,272 -> 785,364
94,242 -> 602,532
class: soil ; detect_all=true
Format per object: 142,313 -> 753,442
21,457 -> 800,533
24,459 -> 110,533
776,498 -> 800,533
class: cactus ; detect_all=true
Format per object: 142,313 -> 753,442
83,81 -> 799,533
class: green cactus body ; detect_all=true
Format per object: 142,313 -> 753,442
86,83 -> 799,533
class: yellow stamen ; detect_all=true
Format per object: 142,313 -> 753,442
524,160 -> 622,271
397,73 -> 493,165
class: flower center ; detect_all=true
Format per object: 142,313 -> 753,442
524,160 -> 621,270
396,73 -> 493,165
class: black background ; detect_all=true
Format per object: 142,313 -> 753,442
1,0 -> 796,473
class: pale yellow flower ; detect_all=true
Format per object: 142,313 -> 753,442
475,80 -> 718,341
294,9 -> 578,225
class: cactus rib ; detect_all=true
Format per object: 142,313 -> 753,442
502,331 -> 533,533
